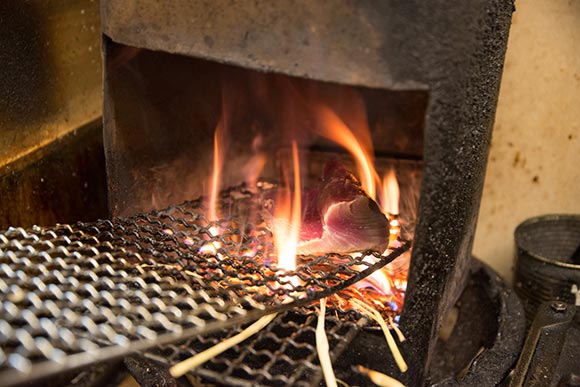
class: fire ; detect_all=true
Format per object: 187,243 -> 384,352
382,168 -> 399,217
273,141 -> 301,275
350,166 -> 408,315
314,101 -> 407,311
199,74 -> 412,319
382,169 -> 402,246
200,120 -> 225,255
315,104 -> 377,200
377,169 -> 408,315
208,120 -> 225,222
362,264 -> 393,295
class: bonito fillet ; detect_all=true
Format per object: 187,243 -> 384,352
296,159 -> 390,255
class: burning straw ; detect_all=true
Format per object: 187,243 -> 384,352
349,298 -> 408,373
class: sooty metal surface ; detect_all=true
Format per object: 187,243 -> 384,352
146,306 -> 366,387
0,184 -> 409,387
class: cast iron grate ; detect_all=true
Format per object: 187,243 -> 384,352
0,184 -> 409,387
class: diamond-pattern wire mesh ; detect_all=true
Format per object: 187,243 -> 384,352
0,185 -> 409,386
148,306 -> 366,387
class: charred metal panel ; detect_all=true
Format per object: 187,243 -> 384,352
399,2 -> 516,386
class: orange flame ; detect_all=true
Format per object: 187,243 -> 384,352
199,73 -> 411,315
364,264 -> 393,295
314,105 -> 405,301
381,168 -> 401,246
208,120 -> 224,222
381,168 -> 400,216
200,120 -> 225,255
356,167 -> 404,300
315,104 -> 377,200
273,141 -> 301,275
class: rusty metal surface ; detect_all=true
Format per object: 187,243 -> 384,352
0,184 -> 409,387
0,0 -> 102,171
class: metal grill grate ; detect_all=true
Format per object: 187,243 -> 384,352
0,184 -> 409,386
147,306 -> 366,387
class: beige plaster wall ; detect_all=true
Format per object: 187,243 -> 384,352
473,0 -> 580,281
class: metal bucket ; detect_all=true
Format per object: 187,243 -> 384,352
514,214 -> 580,323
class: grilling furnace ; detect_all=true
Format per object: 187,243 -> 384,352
0,1 -> 525,386
102,0 -> 521,384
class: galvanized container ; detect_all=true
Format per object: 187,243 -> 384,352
514,214 -> 580,323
